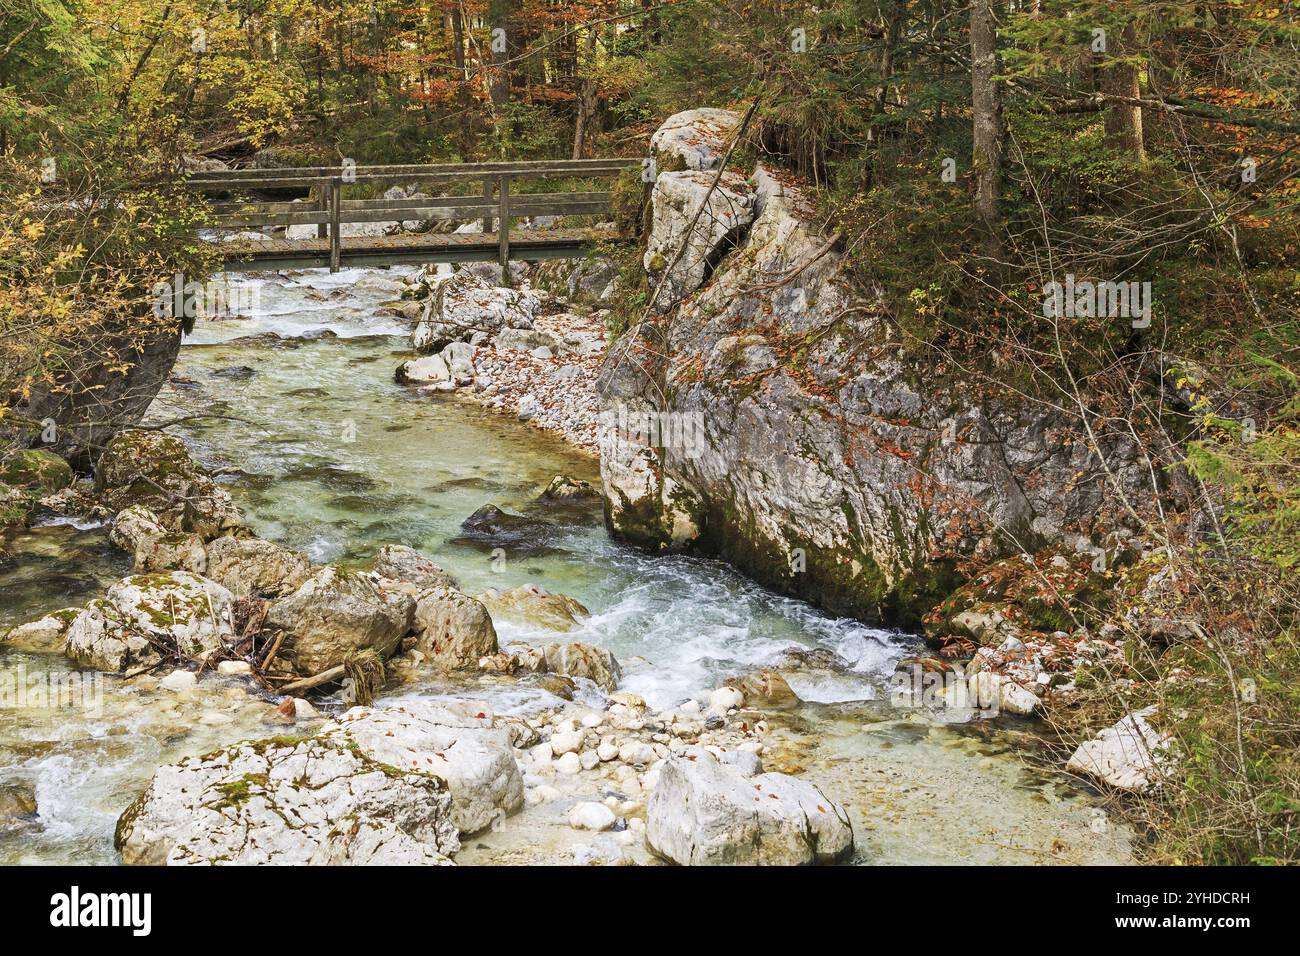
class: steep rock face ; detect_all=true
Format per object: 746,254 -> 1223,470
597,116 -> 1148,625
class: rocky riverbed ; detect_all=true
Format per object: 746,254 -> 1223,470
0,259 -> 1137,865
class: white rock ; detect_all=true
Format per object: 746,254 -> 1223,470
618,742 -> 657,767
217,660 -> 252,676
1066,706 -> 1175,792
292,698 -> 320,720
580,751 -> 600,771
159,670 -> 198,691
550,731 -> 584,756
568,801 -> 617,832
597,742 -> 619,762
709,686 -> 744,712
646,749 -> 853,866
555,751 -> 582,774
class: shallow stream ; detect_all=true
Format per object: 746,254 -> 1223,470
0,267 -> 1134,865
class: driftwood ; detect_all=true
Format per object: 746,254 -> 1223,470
275,665 -> 346,696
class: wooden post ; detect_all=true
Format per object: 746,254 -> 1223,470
316,179 -> 329,239
481,176 -> 495,234
329,178 -> 342,273
497,175 -> 510,274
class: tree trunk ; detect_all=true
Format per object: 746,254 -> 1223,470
970,0 -> 1003,254
1102,22 -> 1145,161
572,25 -> 599,159
451,3 -> 474,156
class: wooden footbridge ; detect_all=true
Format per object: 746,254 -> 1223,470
186,158 -> 641,272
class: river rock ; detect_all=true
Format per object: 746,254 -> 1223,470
536,641 -> 620,691
115,732 -> 460,865
539,474 -> 600,502
109,505 -> 167,554
204,536 -> 313,598
371,544 -> 457,591
0,449 -> 73,492
396,353 -> 450,385
724,671 -> 799,709
3,608 -> 79,653
411,272 -> 539,354
459,504 -> 554,551
477,583 -> 590,632
646,749 -> 854,865
1066,706 -> 1175,792
568,801 -> 617,831
266,566 -> 414,676
411,587 -> 498,669
0,781 -> 38,830
336,700 -> 524,835
65,571 -> 236,672
95,431 -> 241,540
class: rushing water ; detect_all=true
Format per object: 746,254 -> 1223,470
0,266 -> 1135,865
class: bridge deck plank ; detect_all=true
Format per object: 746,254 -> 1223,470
212,226 -> 615,269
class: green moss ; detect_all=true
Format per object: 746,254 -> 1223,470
0,449 -> 74,492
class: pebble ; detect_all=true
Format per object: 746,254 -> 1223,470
217,661 -> 252,676
555,752 -> 582,774
550,731 -> 584,755
568,801 -> 617,831
597,741 -> 619,762
709,686 -> 744,712
580,751 -> 600,771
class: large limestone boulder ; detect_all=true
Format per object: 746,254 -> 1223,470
205,536 -> 313,598
1067,706 -> 1175,792
598,135 -> 1149,628
65,572 -> 236,672
115,733 -> 459,865
476,583 -> 590,632
647,749 -> 854,865
410,272 -> 539,354
411,587 -> 498,669
336,700 -> 523,834
266,567 -> 414,676
643,169 -> 754,308
650,108 -> 742,171
371,544 -> 457,592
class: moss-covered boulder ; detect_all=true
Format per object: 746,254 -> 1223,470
0,482 -> 34,528
0,449 -> 73,493
64,571 -> 236,673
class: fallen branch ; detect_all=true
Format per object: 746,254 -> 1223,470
276,664 -> 346,696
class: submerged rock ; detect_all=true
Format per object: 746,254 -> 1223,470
724,670 -> 800,709
646,749 -> 854,865
3,608 -> 80,653
458,504 -> 554,551
477,583 -> 590,632
266,566 -> 414,676
0,781 -> 38,830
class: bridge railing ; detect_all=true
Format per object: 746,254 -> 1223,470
185,158 -> 641,272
